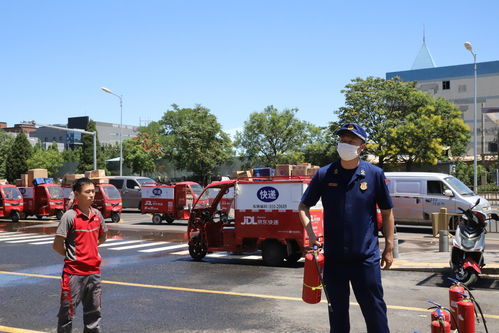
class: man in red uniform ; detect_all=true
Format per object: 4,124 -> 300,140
53,178 -> 108,333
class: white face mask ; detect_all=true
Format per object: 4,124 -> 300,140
337,142 -> 360,161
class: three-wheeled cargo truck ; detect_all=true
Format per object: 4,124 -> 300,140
0,184 -> 24,222
141,182 -> 203,224
187,177 -> 324,266
19,184 -> 65,220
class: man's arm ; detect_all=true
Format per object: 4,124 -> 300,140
380,208 -> 395,269
52,235 -> 66,256
299,202 -> 320,247
98,232 -> 107,245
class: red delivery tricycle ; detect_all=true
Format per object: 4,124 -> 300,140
19,183 -> 65,220
0,184 -> 24,222
92,183 -> 122,222
187,176 -> 324,266
141,182 -> 203,224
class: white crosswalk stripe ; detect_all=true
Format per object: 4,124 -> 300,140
138,244 -> 188,253
29,240 -> 56,245
109,241 -> 168,250
98,240 -> 142,248
7,237 -> 54,244
0,234 -> 54,242
0,232 -> 24,238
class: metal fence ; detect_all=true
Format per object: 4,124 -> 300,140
433,208 -> 498,234
478,191 -> 499,207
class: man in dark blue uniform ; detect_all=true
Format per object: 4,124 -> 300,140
299,123 -> 394,333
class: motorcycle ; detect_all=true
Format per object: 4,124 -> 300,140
450,198 -> 499,286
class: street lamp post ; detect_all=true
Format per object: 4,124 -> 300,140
101,87 -> 123,176
464,41 -> 478,191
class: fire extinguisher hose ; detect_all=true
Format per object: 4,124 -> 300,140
427,300 -> 460,333
312,246 -> 332,313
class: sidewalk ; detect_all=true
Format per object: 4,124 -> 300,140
380,231 -> 499,274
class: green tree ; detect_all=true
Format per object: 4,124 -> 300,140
302,123 -> 339,167
27,148 -> 63,178
0,130 -> 14,179
5,131 -> 33,182
235,106 -> 311,167
77,120 -> 105,172
336,77 -> 470,170
160,104 -> 233,185
62,147 -> 81,164
123,132 -> 164,175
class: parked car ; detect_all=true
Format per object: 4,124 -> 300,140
107,176 -> 156,209
385,172 -> 490,225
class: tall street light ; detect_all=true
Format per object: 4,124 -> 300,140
464,41 -> 478,191
101,87 -> 123,176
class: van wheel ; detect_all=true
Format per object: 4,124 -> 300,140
152,213 -> 162,224
262,240 -> 285,266
11,211 -> 20,222
189,236 -> 207,260
286,251 -> 302,265
111,212 -> 120,223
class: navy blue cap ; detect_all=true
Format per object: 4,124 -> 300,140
336,123 -> 368,142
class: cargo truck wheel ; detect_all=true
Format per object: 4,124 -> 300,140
262,240 -> 285,266
152,213 -> 162,224
56,209 -> 64,220
189,236 -> 207,260
111,212 -> 120,223
36,215 -> 43,220
164,214 -> 174,224
11,211 -> 20,222
286,252 -> 302,265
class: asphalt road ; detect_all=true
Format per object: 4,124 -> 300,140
1,213 -> 498,332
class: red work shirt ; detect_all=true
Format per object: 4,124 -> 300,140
56,206 -> 108,275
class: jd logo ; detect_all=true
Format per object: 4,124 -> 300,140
152,188 -> 162,196
257,186 -> 279,202
241,216 -> 256,225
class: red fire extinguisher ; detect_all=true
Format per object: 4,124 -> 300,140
427,301 -> 451,333
449,283 -> 465,330
302,249 -> 324,304
457,296 -> 475,333
431,316 -> 451,333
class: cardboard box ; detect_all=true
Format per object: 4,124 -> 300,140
276,164 -> 293,177
91,177 -> 109,184
28,169 -> 48,187
292,165 -> 309,177
15,179 -> 23,187
21,174 -> 29,187
298,163 -> 312,168
307,166 -> 320,177
62,174 -> 84,186
232,170 -> 252,179
87,169 -> 106,179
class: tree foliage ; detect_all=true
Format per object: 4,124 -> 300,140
5,131 -> 33,182
124,132 -> 164,175
336,77 -> 470,170
160,104 -> 233,184
77,120 -> 105,172
235,106 -> 313,167
27,147 -> 63,178
0,130 -> 14,179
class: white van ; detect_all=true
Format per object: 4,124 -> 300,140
385,172 -> 490,225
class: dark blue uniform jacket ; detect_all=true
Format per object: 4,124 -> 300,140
301,160 -> 393,262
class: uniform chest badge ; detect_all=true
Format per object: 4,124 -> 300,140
328,183 -> 338,187
360,182 -> 368,191
360,169 -> 366,176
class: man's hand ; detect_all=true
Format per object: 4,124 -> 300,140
381,246 -> 393,270
308,231 -> 322,249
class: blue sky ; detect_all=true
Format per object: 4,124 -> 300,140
1,1 -> 498,136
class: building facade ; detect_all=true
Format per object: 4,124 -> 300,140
386,60 -> 499,157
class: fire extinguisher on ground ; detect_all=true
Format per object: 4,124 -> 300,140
448,277 -> 489,333
427,301 -> 451,333
302,246 -> 332,313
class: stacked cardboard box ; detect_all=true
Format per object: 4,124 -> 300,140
91,177 -> 109,184
28,169 -> 48,186
232,170 -> 252,178
85,169 -> 106,179
307,166 -> 320,177
276,164 -> 293,177
21,174 -> 29,187
62,174 -> 84,186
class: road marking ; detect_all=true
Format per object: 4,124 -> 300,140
103,238 -> 121,242
109,241 -> 168,250
0,235 -> 52,242
138,244 -> 188,253
7,237 -> 54,244
206,253 -> 227,258
0,270 -> 498,320
0,232 -> 24,238
170,250 -> 189,255
0,324 -> 46,333
29,240 -> 56,245
98,240 -> 142,248
240,255 -> 261,260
